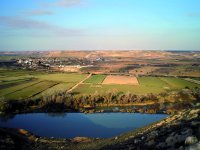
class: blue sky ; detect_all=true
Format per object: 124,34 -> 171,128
0,0 -> 200,51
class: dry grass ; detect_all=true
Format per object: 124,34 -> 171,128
129,66 -> 159,75
102,75 -> 139,85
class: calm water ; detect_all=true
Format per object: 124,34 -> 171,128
0,113 -> 168,138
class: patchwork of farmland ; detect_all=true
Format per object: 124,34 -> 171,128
36,73 -> 87,83
84,75 -> 106,84
5,81 -> 58,100
0,69 -> 199,101
0,80 -> 41,97
34,82 -> 76,99
73,76 -> 200,95
0,69 -> 87,101
160,77 -> 200,89
72,84 -> 163,95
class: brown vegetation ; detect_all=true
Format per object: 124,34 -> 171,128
102,75 -> 139,85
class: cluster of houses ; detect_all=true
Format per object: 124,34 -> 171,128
16,57 -> 91,72
0,57 -> 102,72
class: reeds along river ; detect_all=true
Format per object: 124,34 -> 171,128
0,113 -> 168,138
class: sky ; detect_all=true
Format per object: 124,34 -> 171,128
0,0 -> 200,51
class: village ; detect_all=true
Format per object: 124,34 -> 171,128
0,57 -> 100,72
0,50 -> 199,77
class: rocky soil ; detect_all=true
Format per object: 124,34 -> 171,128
102,108 -> 200,150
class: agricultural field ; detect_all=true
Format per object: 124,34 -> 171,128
72,83 -> 166,95
34,82 -> 76,99
0,78 -> 31,88
159,77 -> 199,89
0,69 -> 87,101
0,68 -> 199,101
72,76 -> 200,95
84,75 -> 106,84
102,75 -> 139,85
36,73 -> 87,83
192,78 -> 200,81
138,77 -> 169,88
5,81 -> 58,100
0,69 -> 45,77
0,80 -> 41,97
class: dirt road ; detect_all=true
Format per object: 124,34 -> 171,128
66,74 -> 92,93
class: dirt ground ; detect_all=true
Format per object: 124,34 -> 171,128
129,66 -> 159,75
102,75 -> 139,85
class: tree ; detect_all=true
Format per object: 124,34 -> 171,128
191,87 -> 200,102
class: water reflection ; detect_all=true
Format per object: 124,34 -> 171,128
83,113 -> 167,129
45,113 -> 67,118
0,114 -> 15,122
0,113 -> 168,138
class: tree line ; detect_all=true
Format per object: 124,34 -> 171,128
0,87 -> 199,113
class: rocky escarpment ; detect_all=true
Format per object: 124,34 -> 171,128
0,108 -> 199,150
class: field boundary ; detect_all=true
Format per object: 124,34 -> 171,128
2,80 -> 44,97
67,74 -> 92,93
102,75 -> 139,85
26,82 -> 60,100
0,78 -> 32,89
83,74 -> 106,84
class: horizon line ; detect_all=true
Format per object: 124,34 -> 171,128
0,49 -> 200,52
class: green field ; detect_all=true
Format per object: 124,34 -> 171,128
5,81 -> 58,100
34,82 -> 76,99
73,77 -> 200,95
84,75 -> 106,84
0,69 -> 199,100
0,80 -> 42,97
192,78 -> 200,81
0,76 -> 31,81
36,73 -> 87,83
72,84 -> 165,95
160,77 -> 199,89
138,77 -> 169,88
0,69 -> 45,77
0,78 -> 31,87
0,69 -> 87,101
73,77 -> 170,95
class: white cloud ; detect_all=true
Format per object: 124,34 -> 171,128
0,16 -> 83,36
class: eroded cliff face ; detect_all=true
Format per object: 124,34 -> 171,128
0,108 -> 200,150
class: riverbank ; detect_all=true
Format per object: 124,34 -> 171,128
0,107 -> 199,150
0,103 -> 177,116
0,99 -> 193,115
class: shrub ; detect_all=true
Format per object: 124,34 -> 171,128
0,101 -> 12,112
